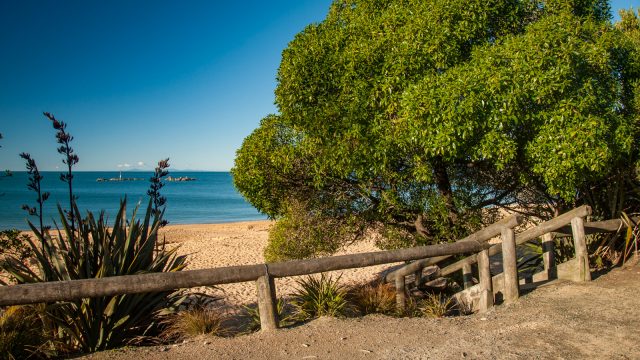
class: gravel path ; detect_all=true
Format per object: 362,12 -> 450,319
82,263 -> 640,360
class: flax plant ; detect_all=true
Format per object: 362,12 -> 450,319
1,113 -> 187,354
19,153 -> 49,254
290,274 -> 349,320
44,112 -> 79,237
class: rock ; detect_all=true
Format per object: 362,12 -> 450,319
422,277 -> 448,292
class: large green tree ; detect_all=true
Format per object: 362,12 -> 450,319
233,0 -> 640,260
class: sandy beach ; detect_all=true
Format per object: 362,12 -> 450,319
160,220 -> 399,306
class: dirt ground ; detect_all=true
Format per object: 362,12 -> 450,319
82,263 -> 640,360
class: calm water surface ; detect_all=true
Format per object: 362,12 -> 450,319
0,172 -> 266,230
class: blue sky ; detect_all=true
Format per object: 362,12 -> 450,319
0,0 -> 636,171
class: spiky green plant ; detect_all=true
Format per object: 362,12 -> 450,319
242,298 -> 292,331
1,199 -> 187,353
290,274 -> 348,320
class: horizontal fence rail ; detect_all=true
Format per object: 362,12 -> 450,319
0,237 -> 491,306
384,215 -> 523,283
441,205 -> 593,276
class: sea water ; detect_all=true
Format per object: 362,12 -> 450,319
0,172 -> 266,230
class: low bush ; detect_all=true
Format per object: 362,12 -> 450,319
264,200 -> 357,262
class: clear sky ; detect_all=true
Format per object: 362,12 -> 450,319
0,0 -> 635,171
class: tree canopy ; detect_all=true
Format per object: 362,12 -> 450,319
233,0 -> 640,260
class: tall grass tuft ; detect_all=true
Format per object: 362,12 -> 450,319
0,305 -> 51,359
162,306 -> 228,340
290,273 -> 349,320
347,282 -> 396,316
418,293 -> 457,318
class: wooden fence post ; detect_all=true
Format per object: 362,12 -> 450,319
477,249 -> 493,312
395,274 -> 406,313
571,217 -> 591,282
256,268 -> 278,331
414,268 -> 423,288
462,263 -> 473,289
501,227 -> 519,304
541,233 -> 556,280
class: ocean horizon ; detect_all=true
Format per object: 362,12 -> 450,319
0,171 -> 266,230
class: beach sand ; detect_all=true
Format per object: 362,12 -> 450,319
159,221 -> 399,306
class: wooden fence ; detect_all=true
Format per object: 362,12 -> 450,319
386,205 -> 632,313
0,229 -> 497,330
0,205 -> 629,330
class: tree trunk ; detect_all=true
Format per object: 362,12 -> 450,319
432,156 -> 458,224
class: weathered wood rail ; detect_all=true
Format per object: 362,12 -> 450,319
0,232 -> 494,330
386,205 -> 632,313
0,205 -> 630,331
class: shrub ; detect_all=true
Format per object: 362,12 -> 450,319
290,273 -> 349,320
0,230 -> 32,264
347,282 -> 396,316
264,200 -> 359,262
418,293 -> 457,318
1,200 -> 187,353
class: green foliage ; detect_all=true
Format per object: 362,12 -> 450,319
290,274 -> 349,320
242,298 -> 292,331
346,282 -> 396,316
0,200 -> 187,353
0,230 -> 32,265
234,0 -> 640,258
0,305 -> 50,359
264,199 -> 364,262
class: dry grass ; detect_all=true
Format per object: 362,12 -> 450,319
347,282 -> 396,315
161,307 -> 228,340
0,305 -> 51,359
418,293 -> 457,318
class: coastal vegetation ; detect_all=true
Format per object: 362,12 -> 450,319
233,0 -> 640,260
0,113 -> 186,356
